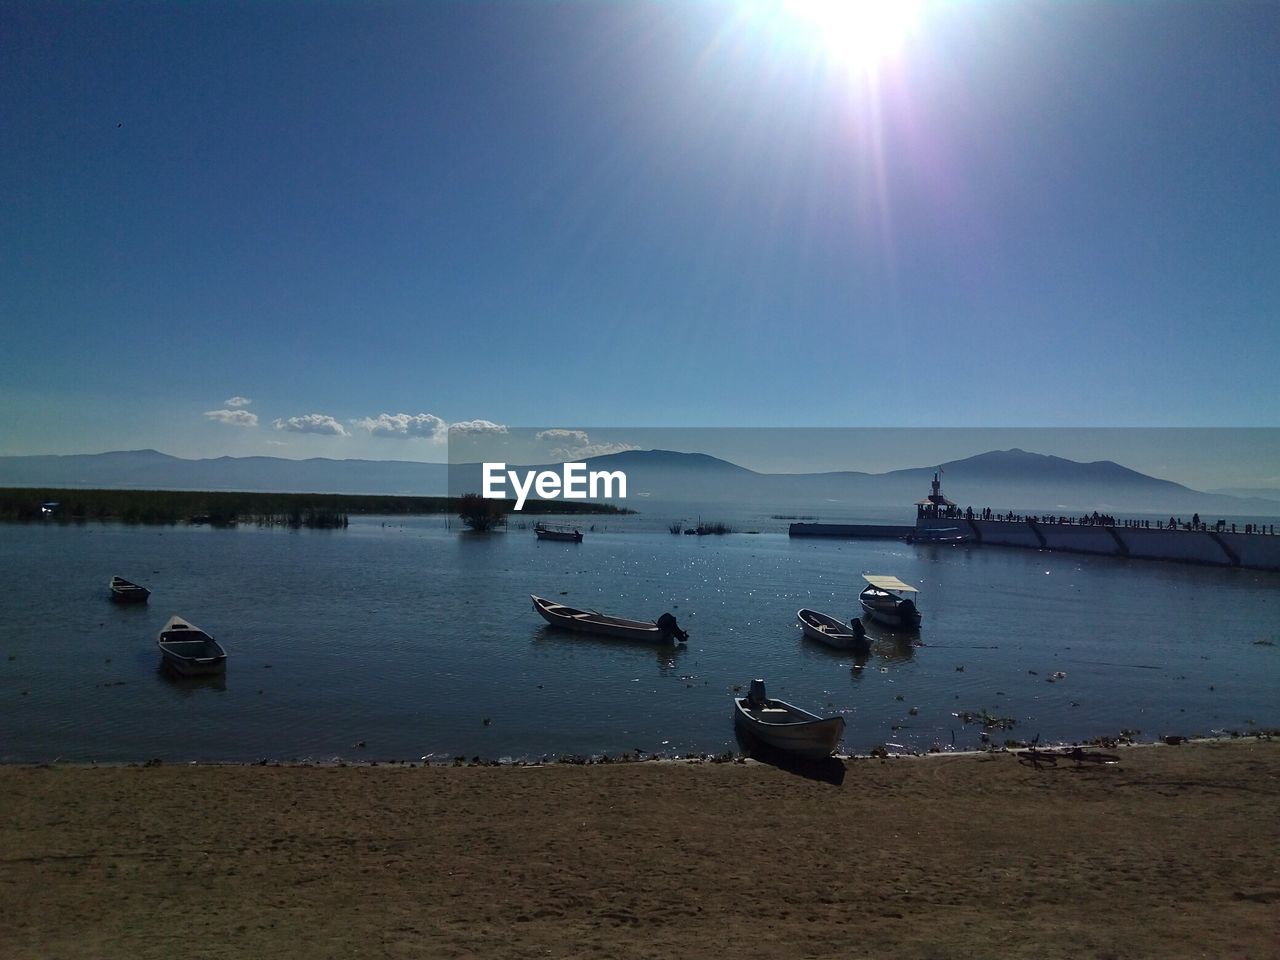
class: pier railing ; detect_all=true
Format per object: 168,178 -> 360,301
920,508 -> 1277,536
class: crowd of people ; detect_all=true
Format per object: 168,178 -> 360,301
950,506 -> 1275,535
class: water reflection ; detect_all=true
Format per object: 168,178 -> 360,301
530,625 -> 688,671
849,652 -> 871,679
862,620 -> 919,663
156,664 -> 227,695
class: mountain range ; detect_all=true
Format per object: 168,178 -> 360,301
2,447 -> 1277,518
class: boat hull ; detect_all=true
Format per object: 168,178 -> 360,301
734,700 -> 844,760
798,609 -> 870,652
109,577 -> 150,604
158,617 -> 227,676
535,529 -> 582,542
531,595 -> 678,643
159,647 -> 227,676
859,601 -> 920,629
858,577 -> 921,630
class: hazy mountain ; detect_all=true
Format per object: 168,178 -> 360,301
0,449 -> 447,495
4,447 -> 1277,518
1208,487 -> 1280,503
481,447 -> 1280,518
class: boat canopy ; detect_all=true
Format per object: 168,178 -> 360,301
862,574 -> 918,593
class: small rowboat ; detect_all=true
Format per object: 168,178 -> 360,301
109,576 -> 150,604
733,679 -> 844,759
534,523 -> 583,543
531,595 -> 687,644
858,574 -> 921,629
157,616 -> 227,676
797,608 -> 870,653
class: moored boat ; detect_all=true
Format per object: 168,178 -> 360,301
858,574 -> 921,629
109,576 -> 150,604
534,523 -> 583,543
157,616 -> 227,676
797,608 -> 870,653
733,679 -> 844,759
531,595 -> 687,643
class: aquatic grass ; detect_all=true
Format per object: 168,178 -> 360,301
0,488 -> 630,526
694,521 -> 733,535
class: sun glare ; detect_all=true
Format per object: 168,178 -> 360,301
778,0 -> 922,71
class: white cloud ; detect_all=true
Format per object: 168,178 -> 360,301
449,419 -> 508,435
351,412 -> 447,441
550,441 -> 640,461
204,409 -> 259,427
535,428 -> 590,446
533,428 -> 636,461
273,414 -> 348,436
224,396 -> 252,408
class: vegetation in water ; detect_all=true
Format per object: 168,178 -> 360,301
457,493 -> 506,532
693,521 -> 733,536
0,488 -> 629,527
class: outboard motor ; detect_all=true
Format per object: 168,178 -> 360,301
656,612 -> 688,643
746,678 -> 768,709
849,617 -> 866,638
899,598 -> 919,623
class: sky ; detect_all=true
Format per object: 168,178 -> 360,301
2,1 -> 1278,478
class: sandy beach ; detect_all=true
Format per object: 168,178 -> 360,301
2,739 -> 1277,959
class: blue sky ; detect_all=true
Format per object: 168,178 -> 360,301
2,1 -> 1278,471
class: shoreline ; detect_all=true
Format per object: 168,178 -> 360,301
3,738 -> 1276,959
10,730 -> 1276,770
7,732 -> 1269,773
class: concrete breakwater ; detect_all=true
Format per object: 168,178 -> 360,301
791,519 -> 1280,571
787,523 -> 915,539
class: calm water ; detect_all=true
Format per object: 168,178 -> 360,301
1,516 -> 1277,762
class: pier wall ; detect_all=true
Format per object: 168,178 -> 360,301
794,518 -> 1280,571
1115,528 -> 1234,565
788,523 -> 914,539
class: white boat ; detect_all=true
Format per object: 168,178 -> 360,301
109,576 -> 150,604
858,574 -> 921,629
733,680 -> 844,760
797,608 -> 870,652
531,595 -> 687,643
157,616 -> 227,676
534,523 -> 583,543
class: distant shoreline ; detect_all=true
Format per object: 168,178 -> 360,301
0,487 -> 630,526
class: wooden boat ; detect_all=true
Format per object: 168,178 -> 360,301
733,679 -> 844,759
531,595 -> 687,643
534,523 -> 583,543
109,576 -> 150,604
858,574 -> 921,629
797,608 -> 870,653
157,616 -> 227,676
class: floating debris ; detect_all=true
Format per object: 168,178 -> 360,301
955,709 -> 1016,731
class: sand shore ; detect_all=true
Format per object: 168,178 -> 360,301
3,739 -> 1277,959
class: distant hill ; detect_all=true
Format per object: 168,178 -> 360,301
4,447 -> 1277,518
1208,487 -> 1280,503
0,449 -> 447,495
489,447 -> 1279,518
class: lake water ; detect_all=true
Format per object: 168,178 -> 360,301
1,516 -> 1277,763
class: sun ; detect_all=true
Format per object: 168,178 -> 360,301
777,0 -> 922,71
